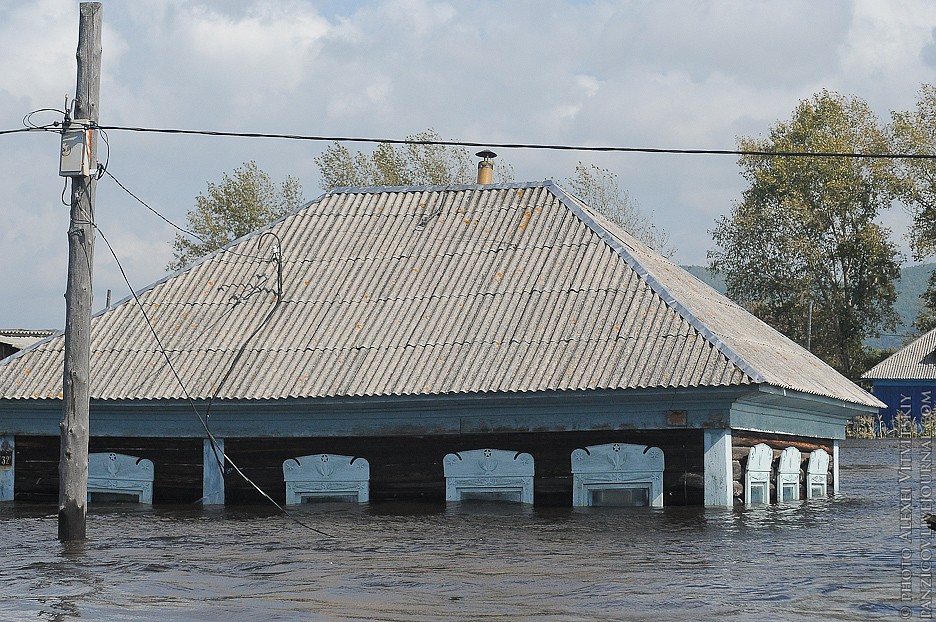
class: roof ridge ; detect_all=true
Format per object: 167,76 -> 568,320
544,181 -> 767,385
326,180 -> 556,194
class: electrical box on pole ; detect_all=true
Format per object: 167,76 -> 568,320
59,120 -> 93,177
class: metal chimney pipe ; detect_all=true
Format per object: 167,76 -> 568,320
476,150 -> 497,184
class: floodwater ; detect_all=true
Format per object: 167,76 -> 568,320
0,439 -> 923,621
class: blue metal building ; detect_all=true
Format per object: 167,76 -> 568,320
863,328 -> 936,431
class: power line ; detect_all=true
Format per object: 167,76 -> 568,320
7,121 -> 936,159
0,127 -> 41,136
102,167 -> 200,239
89,210 -> 333,538
101,166 -> 275,264
86,124 -> 936,160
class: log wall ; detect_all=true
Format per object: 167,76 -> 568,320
224,429 -> 705,506
12,430 -> 705,506
14,436 -> 202,503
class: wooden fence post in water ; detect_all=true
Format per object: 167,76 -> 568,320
59,1 -> 102,542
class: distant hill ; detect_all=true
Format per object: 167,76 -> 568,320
681,263 -> 935,351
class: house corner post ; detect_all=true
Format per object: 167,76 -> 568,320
202,438 -> 225,504
832,439 -> 840,494
703,428 -> 733,507
0,436 -> 14,501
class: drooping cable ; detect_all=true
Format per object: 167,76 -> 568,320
83,206 -> 333,537
102,167 -> 201,240
202,232 -> 283,428
101,167 -> 276,264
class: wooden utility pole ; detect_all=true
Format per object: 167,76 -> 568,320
59,1 -> 102,542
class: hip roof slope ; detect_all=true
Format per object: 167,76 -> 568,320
863,327 -> 936,381
0,181 -> 878,408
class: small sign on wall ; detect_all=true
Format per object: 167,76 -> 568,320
0,442 -> 12,470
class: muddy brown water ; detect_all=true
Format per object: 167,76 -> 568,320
0,440 -> 921,620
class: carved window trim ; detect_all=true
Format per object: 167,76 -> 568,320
283,454 -> 370,505
87,452 -> 154,504
777,447 -> 801,502
571,443 -> 664,507
443,448 -> 534,504
806,448 -> 830,499
744,443 -> 773,505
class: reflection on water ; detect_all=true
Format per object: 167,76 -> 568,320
0,440 -> 912,621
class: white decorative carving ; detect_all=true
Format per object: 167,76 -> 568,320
744,443 -> 772,505
87,453 -> 154,504
777,447 -> 801,502
570,443 -> 664,507
806,448 -> 830,499
283,454 -> 370,505
443,449 -> 534,504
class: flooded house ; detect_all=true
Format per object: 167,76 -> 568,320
0,178 -> 882,507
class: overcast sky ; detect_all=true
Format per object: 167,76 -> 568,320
2,0 -> 936,330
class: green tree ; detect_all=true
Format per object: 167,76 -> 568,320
316,129 -> 513,190
890,84 -> 936,334
168,161 -> 303,271
913,279 -> 936,335
708,90 -> 902,379
567,162 -> 673,256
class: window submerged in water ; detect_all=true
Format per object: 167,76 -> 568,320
88,492 -> 142,504
587,485 -> 651,507
300,493 -> 360,504
570,443 -> 665,508
458,489 -> 523,503
749,482 -> 769,505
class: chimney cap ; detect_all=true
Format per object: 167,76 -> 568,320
475,150 -> 497,160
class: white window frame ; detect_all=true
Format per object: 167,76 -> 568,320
744,443 -> 773,505
443,448 -> 534,504
806,448 -> 830,499
87,452 -> 154,504
777,446 -> 801,502
283,454 -> 370,505
571,443 -> 664,507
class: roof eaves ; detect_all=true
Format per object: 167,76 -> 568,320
543,181 -> 767,385
757,383 -> 886,412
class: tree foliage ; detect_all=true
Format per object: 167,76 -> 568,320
567,163 -> 673,256
708,90 -> 902,379
315,129 -> 513,190
891,85 -> 936,334
912,272 -> 936,335
168,161 -> 303,271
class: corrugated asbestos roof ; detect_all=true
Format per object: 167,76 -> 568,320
0,181 -> 880,407
863,327 -> 936,381
0,329 -> 56,351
